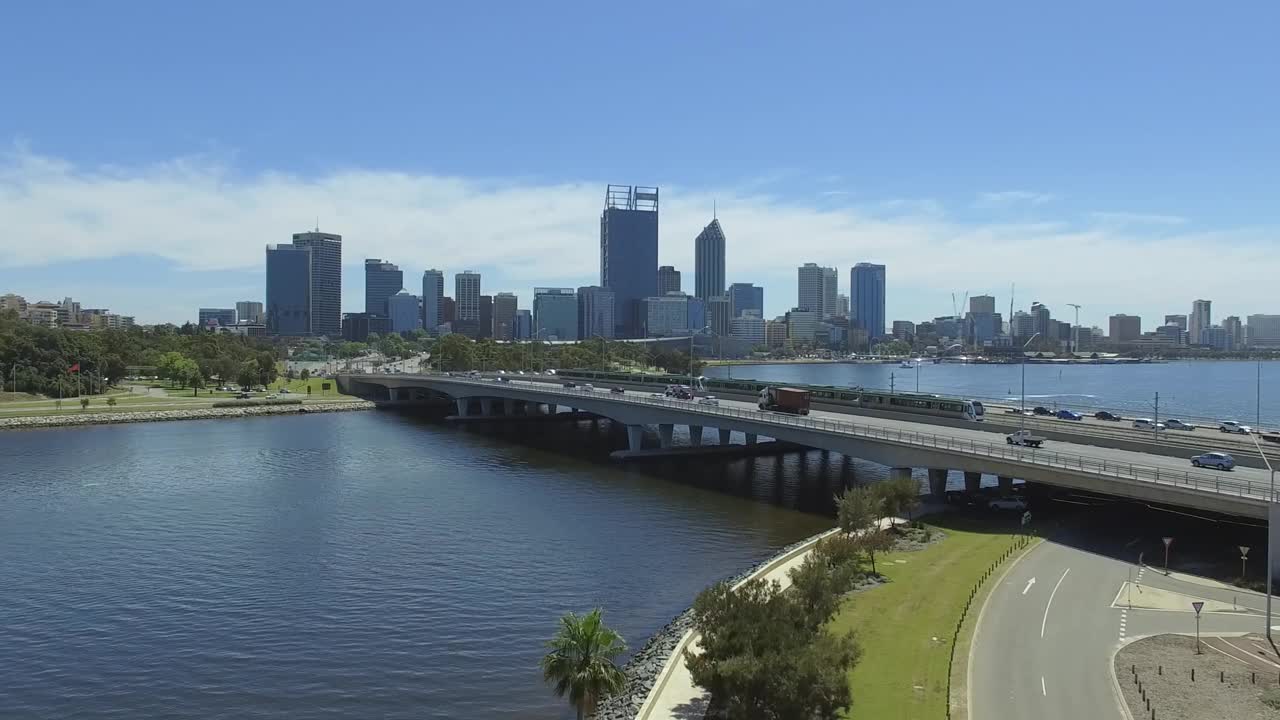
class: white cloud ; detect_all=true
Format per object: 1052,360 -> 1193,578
0,145 -> 1276,327
1089,211 -> 1188,226
974,190 -> 1055,208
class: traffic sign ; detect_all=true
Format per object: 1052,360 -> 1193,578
1192,601 -> 1204,616
1163,537 -> 1174,548
1241,546 -> 1251,558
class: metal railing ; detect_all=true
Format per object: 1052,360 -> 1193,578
360,374 -> 1274,504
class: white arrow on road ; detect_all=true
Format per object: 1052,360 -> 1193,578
1023,577 -> 1036,595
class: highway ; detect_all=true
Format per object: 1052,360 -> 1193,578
970,539 -> 1265,720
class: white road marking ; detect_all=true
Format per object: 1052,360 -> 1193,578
1041,676 -> 1047,696
1023,577 -> 1037,595
1041,568 -> 1071,639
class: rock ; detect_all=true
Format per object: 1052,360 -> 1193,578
0,401 -> 376,431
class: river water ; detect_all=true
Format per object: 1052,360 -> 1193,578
0,411 -> 846,719
706,360 -> 1280,427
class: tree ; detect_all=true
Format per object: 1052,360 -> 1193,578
237,362 -> 257,389
855,529 -> 893,575
883,476 -> 921,524
435,334 -> 476,371
106,396 -> 117,408
255,351 -> 278,386
300,368 -> 311,381
540,609 -> 627,720
835,486 -> 880,536
80,397 -> 90,410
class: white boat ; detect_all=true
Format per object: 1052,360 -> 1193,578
900,360 -> 915,369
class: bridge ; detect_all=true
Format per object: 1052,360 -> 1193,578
340,373 -> 1277,524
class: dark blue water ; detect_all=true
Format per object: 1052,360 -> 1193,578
0,412 -> 833,719
706,360 -> 1280,427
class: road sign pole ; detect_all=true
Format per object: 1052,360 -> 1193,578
1193,601 -> 1204,654
1163,536 -> 1174,576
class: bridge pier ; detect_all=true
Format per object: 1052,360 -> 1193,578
998,475 -> 1014,493
689,425 -> 703,447
745,433 -> 757,445
889,467 -> 912,487
388,388 -> 401,402
504,398 -> 516,416
658,424 -> 674,449
480,399 -> 494,416
719,428 -> 732,445
928,468 -> 948,500
964,471 -> 982,494
455,399 -> 470,416
627,425 -> 644,452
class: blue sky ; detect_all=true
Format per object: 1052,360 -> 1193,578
2,1 -> 1277,327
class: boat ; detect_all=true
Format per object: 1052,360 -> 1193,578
900,360 -> 915,369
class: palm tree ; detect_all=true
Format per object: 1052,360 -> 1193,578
541,608 -> 628,720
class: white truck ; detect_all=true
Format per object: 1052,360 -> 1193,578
1006,429 -> 1046,448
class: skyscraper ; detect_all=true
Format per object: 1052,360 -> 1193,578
479,295 -> 493,339
658,265 -> 682,294
387,290 -> 421,334
514,309 -> 532,340
290,231 -> 342,337
728,283 -> 763,319
1189,299 -> 1212,347
421,269 -> 444,333
441,297 -> 456,325
1109,314 -> 1142,344
455,272 -> 481,337
850,263 -> 886,340
534,288 -> 578,341
600,185 -> 658,338
797,263 -> 826,315
235,301 -> 264,325
645,293 -> 690,337
708,295 -> 731,337
694,218 -> 726,302
970,295 -> 996,315
836,294 -> 850,319
821,267 -> 838,318
577,286 -> 616,340
363,259 -> 403,317
1164,314 -> 1187,331
265,243 -> 311,335
1223,315 -> 1243,349
1030,302 -> 1051,338
493,292 -> 518,340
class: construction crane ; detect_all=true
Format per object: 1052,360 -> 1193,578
950,291 -> 970,319
1066,303 -> 1082,353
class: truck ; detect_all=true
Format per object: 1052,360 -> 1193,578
1006,429 -> 1045,448
758,387 -> 811,415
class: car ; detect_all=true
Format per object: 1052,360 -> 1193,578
1164,419 -> 1197,431
265,393 -> 278,399
1219,421 -> 1252,434
279,388 -> 290,394
1095,411 -> 1122,421
1056,409 -> 1083,421
650,392 -> 666,399
697,396 -> 720,406
581,383 -> 595,391
236,392 -> 252,399
1033,406 -> 1053,416
988,497 -> 1028,511
562,382 -> 577,389
1191,452 -> 1235,470
610,386 -> 626,394
518,371 -> 526,375
1132,418 -> 1166,431
498,376 -> 511,383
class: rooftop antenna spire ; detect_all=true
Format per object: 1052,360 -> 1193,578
713,199 -> 717,220
315,216 -> 319,232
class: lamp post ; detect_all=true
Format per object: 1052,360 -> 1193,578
1020,333 -> 1040,435
1251,432 -> 1275,640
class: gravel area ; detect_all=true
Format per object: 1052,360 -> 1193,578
0,401 -> 375,431
1115,633 -> 1280,720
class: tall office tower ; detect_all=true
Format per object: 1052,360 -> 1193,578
493,292 -> 518,340
479,295 -> 493,339
577,286 -> 616,340
534,288 -> 578,341
235,301 -> 264,325
797,263 -> 826,315
290,230 -> 342,337
265,243 -> 312,335
1164,314 -> 1187,331
730,310 -> 765,346
728,282 -> 764,319
686,297 -> 706,333
967,295 -> 998,347
1108,314 -> 1142,344
970,295 -> 996,315
600,185 -> 658,338
785,308 -> 819,343
198,308 -> 236,327
850,263 -> 886,340
821,267 -> 838,318
836,294 -> 850,319
514,309 -> 532,340
441,297 -> 456,324
1010,311 -> 1035,338
1030,302 -> 1051,338
454,272 -> 481,337
421,269 -> 444,333
708,295 -> 732,337
1189,299 -> 1212,347
1247,315 -> 1280,349
658,265 -> 682,294
1223,316 -> 1243,349
387,290 -> 421,334
645,293 -> 690,337
694,218 -> 726,302
363,259 -> 403,317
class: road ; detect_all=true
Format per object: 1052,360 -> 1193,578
970,539 -> 1267,720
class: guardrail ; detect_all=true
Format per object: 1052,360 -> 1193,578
357,374 -> 1276,504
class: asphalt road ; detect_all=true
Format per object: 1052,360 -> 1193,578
970,540 -> 1266,720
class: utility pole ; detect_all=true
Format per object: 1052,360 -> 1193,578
890,371 -> 895,395
1153,391 -> 1160,443
1067,303 -> 1081,354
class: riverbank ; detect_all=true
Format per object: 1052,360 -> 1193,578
0,400 -> 376,431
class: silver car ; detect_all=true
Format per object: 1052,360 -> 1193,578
1164,419 -> 1196,431
1191,452 -> 1235,470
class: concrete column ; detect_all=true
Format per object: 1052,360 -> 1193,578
889,467 -> 912,483
1270,503 -> 1280,582
998,475 -> 1014,493
455,399 -> 470,416
689,425 -> 703,447
745,433 -> 758,445
719,429 -> 732,445
503,398 -> 516,415
964,471 -> 982,494
627,425 -> 644,452
480,399 -> 494,416
928,468 -> 948,500
658,424 -> 674,449
388,388 -> 401,402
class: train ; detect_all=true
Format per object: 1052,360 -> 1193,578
553,369 -> 986,422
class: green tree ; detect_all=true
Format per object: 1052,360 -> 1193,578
835,486 -> 880,535
80,397 -> 90,410
855,528 -> 893,575
300,368 -> 311,381
540,609 -> 628,720
434,334 -> 476,371
237,362 -> 257,389
255,351 -> 278,386
882,475 -> 921,524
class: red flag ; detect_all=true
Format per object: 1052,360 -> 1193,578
68,363 -> 80,373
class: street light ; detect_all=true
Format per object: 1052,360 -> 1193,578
1250,432 -> 1275,640
1020,333 -> 1040,435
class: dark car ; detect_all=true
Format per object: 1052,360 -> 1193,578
610,386 -> 626,394
1095,411 -> 1121,421
562,382 -> 576,389
1056,409 -> 1083,421
1033,406 -> 1053,416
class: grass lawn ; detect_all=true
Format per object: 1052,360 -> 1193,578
828,513 -> 1032,720
268,377 -> 347,397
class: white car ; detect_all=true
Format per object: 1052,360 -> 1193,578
988,497 -> 1028,511
1219,421 -> 1252,434
1132,418 -> 1165,431
581,383 -> 595,391
696,396 -> 720,406
1164,419 -> 1197,431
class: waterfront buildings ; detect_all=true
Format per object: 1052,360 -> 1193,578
341,312 -> 388,342
708,295 -> 731,336
765,319 -> 788,349
836,293 -> 850,319
1247,315 -> 1280,348
290,231 -> 342,337
493,292 -> 518,340
387,290 -> 421,334
786,307 -> 819,343
514,309 -> 532,340
730,310 -> 765,346
645,293 -> 690,338
364,259 -> 403,317
265,243 -> 312,335
441,297 -> 456,326
600,185 -> 659,338
577,286 -> 616,340
892,320 -> 915,343
198,308 -> 236,327
1030,302 -> 1051,340
728,283 -> 764,320
235,301 -> 263,325
797,263 -> 827,316
479,295 -> 493,339
1200,325 -> 1232,351
1223,316 -> 1243,349
1109,314 -> 1141,344
658,265 -> 682,295
1164,314 -> 1187,331
1189,299 -> 1211,347
694,218 -> 726,303
686,297 -> 706,334
454,272 -> 481,337
533,287 -> 578,341
422,270 -> 444,333
850,263 -> 886,340
1010,311 -> 1035,339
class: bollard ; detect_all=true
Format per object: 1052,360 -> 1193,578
1145,697 -> 1150,711
1191,668 -> 1195,682
1252,672 -> 1256,684
1158,665 -> 1162,675
1220,671 -> 1224,683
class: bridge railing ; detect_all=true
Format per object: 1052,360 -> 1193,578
376,375 -> 1275,504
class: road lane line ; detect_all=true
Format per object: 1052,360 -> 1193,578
1023,577 -> 1036,594
1041,568 -> 1070,639
1041,676 -> 1047,696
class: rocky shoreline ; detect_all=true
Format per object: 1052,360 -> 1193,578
592,527 -> 835,720
0,401 -> 376,431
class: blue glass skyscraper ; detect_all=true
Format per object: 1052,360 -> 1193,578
599,185 -> 658,338
850,263 -> 886,340
265,243 -> 311,335
728,282 -> 763,319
